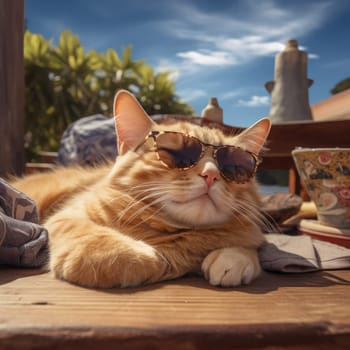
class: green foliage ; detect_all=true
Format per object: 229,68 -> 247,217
24,30 -> 194,160
330,77 -> 350,95
135,65 -> 194,115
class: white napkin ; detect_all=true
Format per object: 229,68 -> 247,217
259,233 -> 350,273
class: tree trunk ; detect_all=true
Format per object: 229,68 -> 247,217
0,0 -> 25,178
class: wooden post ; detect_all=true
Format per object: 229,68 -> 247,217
0,0 -> 25,178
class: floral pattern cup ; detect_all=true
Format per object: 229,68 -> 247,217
292,148 -> 350,229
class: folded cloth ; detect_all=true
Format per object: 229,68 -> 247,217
259,233 -> 350,273
0,178 -> 48,267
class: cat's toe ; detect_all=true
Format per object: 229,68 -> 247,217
201,247 -> 260,287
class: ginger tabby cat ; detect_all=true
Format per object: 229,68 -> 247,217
13,90 -> 271,288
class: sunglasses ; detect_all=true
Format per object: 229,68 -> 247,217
145,131 -> 260,183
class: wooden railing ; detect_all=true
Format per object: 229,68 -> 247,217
262,119 -> 350,195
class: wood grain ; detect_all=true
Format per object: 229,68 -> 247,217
0,0 -> 25,177
0,268 -> 349,349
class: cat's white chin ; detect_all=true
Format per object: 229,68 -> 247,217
167,195 -> 230,227
172,193 -> 215,207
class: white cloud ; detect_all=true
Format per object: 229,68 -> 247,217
178,89 -> 207,102
299,46 -> 319,60
163,0 -> 334,68
237,96 -> 270,107
308,53 -> 319,59
176,50 -> 234,66
220,89 -> 246,101
216,36 -> 284,57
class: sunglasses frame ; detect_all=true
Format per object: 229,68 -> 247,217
144,130 -> 260,184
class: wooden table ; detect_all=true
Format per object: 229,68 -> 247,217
1,268 -> 349,349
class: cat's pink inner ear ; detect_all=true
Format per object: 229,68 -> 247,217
114,90 -> 155,155
238,118 -> 271,155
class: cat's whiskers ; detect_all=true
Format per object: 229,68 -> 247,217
129,182 -> 183,195
220,192 -> 257,224
118,195 -> 168,228
102,183 -> 164,214
223,194 -> 277,232
89,260 -> 98,285
118,181 -> 206,229
223,197 -> 250,227
99,190 -> 133,207
236,200 -> 262,225
115,185 -> 177,227
125,202 -> 169,233
109,177 -> 272,233
240,196 -> 279,232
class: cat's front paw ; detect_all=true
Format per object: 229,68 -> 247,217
201,247 -> 261,287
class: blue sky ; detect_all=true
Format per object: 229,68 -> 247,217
25,0 -> 350,127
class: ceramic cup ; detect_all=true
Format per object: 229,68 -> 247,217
292,148 -> 350,229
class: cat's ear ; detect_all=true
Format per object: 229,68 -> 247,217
236,118 -> 271,155
114,90 -> 156,155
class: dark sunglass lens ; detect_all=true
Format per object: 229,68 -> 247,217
216,147 -> 256,182
156,133 -> 202,168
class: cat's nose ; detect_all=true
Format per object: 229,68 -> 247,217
200,162 -> 220,188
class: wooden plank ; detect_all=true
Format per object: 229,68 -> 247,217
0,268 -> 349,349
266,119 -> 350,157
0,0 -> 25,177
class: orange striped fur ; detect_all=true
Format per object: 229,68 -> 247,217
12,90 -> 271,288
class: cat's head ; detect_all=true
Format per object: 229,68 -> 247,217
113,90 -> 271,229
